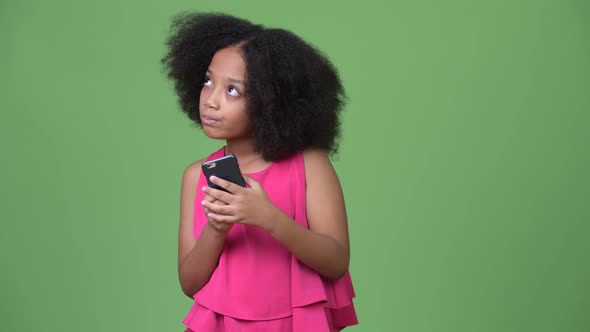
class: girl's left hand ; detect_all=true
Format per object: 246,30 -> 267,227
201,175 -> 278,231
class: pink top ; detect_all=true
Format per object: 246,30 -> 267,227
183,147 -> 357,331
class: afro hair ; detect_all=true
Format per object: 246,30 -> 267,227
161,12 -> 346,161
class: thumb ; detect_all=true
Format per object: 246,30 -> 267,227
242,174 -> 260,189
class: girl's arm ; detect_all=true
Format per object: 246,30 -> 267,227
203,149 -> 351,279
177,160 -> 228,298
266,149 -> 350,279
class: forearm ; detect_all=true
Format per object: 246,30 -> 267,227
178,223 -> 225,298
267,209 -> 349,280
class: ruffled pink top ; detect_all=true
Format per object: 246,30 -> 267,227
183,147 -> 358,331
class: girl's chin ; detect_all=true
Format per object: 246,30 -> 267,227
202,127 -> 250,141
202,131 -> 227,140
201,126 -> 223,137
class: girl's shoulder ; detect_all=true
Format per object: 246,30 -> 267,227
301,148 -> 342,189
181,157 -> 207,188
301,148 -> 335,173
182,147 -> 226,180
302,148 -> 330,161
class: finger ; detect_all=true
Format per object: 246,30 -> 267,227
203,185 -> 234,203
210,176 -> 245,194
202,200 -> 233,215
201,200 -> 211,215
202,195 -> 216,214
205,195 -> 227,206
203,194 -> 216,203
207,212 -> 238,223
242,174 -> 260,189
212,199 -> 227,206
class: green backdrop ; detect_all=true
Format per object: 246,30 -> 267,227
1,0 -> 588,331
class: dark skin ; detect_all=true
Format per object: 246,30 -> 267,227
177,46 -> 350,298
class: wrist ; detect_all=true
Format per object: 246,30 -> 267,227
204,222 -> 229,241
261,205 -> 283,234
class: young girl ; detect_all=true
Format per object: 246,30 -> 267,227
162,13 -> 358,332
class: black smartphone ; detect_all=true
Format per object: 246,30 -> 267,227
201,155 -> 247,193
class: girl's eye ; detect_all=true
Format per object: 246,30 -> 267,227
203,78 -> 212,87
227,86 -> 240,97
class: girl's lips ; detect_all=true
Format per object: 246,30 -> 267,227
201,115 -> 220,126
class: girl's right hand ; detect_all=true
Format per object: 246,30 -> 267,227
203,193 -> 233,235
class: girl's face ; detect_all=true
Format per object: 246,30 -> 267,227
199,46 -> 250,140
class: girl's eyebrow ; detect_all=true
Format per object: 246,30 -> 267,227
206,69 -> 245,85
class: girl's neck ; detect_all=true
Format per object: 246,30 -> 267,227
225,137 -> 270,173
225,137 -> 256,158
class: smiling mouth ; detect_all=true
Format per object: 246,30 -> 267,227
201,115 -> 220,126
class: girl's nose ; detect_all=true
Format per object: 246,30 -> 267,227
204,90 -> 220,110
204,98 -> 219,109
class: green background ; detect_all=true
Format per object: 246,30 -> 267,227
1,0 -> 589,331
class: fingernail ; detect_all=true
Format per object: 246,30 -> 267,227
201,200 -> 206,205
210,176 -> 216,182
202,186 -> 207,192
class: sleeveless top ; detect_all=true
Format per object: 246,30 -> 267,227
183,147 -> 358,330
